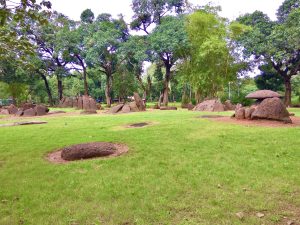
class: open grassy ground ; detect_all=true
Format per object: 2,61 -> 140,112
0,108 -> 300,224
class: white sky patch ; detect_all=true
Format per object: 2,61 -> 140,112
50,0 -> 284,21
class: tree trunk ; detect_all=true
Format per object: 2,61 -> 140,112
40,73 -> 53,106
76,55 -> 89,96
83,67 -> 88,96
57,76 -> 63,100
105,74 -> 112,107
162,65 -> 171,106
284,78 -> 292,107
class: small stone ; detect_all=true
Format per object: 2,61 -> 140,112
236,212 -> 244,219
256,212 -> 265,218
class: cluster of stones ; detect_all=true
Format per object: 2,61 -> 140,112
109,93 -> 146,114
193,99 -> 236,112
181,103 -> 195,110
233,90 -> 292,123
151,104 -> 178,110
59,95 -> 98,114
0,103 -> 49,117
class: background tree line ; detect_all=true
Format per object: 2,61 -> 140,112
0,0 -> 299,107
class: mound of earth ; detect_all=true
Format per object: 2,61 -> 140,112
47,142 -> 128,163
61,142 -> 117,161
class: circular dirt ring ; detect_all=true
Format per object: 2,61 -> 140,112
47,142 -> 128,164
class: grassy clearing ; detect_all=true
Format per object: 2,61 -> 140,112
0,109 -> 300,224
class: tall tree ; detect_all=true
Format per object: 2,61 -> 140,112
29,11 -> 74,101
85,14 -> 129,107
179,10 -> 246,100
131,0 -> 187,106
149,15 -> 188,105
237,7 -> 300,106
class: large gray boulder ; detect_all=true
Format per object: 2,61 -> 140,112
224,100 -> 236,111
133,92 -> 146,111
235,107 -> 245,120
109,104 -> 124,114
129,102 -> 139,112
251,97 -> 292,123
7,104 -> 18,114
246,90 -> 282,99
35,105 -> 49,116
193,100 -> 225,112
23,108 -> 36,117
121,104 -> 131,113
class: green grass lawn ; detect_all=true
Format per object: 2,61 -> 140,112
0,109 -> 300,224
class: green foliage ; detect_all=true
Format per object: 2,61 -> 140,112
277,0 -> 300,23
255,64 -> 284,92
236,6 -> 300,105
180,10 -> 244,98
149,15 -> 188,62
0,0 -> 51,63
80,9 -> 94,23
131,0 -> 187,32
292,75 -> 300,102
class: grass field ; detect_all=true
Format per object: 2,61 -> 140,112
0,108 -> 300,224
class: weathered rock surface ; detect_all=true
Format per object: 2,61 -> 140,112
244,107 -> 255,120
246,90 -> 282,99
109,104 -> 124,114
224,100 -> 236,111
35,105 -> 49,116
0,109 -> 9,115
193,100 -> 225,112
7,104 -> 18,114
121,104 -> 131,113
128,102 -> 139,112
235,107 -> 245,119
133,92 -> 146,111
251,97 -> 292,123
23,108 -> 36,117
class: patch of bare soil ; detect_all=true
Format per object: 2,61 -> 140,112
197,115 -> 225,119
47,142 -> 128,164
0,121 -> 47,127
207,116 -> 300,128
279,203 -> 300,225
128,122 -> 149,127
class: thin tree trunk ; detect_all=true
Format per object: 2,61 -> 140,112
76,55 -> 88,96
105,74 -> 112,107
162,65 -> 171,106
57,76 -> 63,100
40,73 -> 53,106
83,67 -> 88,96
284,78 -> 292,107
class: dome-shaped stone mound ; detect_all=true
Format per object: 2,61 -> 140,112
246,90 -> 282,99
61,142 -> 117,161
